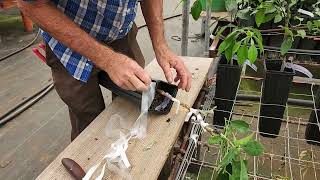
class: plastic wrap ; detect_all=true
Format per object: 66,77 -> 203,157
83,82 -> 156,180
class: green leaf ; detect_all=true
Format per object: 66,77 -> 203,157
264,13 -> 277,23
240,160 -> 249,180
232,42 -> 241,54
220,148 -> 237,169
248,43 -> 258,64
225,45 -> 234,62
208,135 -> 223,145
243,140 -> 264,156
264,6 -> 276,14
255,9 -> 265,27
237,45 -> 248,65
218,31 -> 237,54
235,133 -> 254,146
191,0 -> 202,20
253,36 -> 264,55
280,37 -> 293,55
252,28 -> 262,43
230,160 -> 241,180
230,120 -> 250,133
218,40 -> 230,54
297,30 -> 306,38
274,14 -> 283,23
307,21 -> 313,31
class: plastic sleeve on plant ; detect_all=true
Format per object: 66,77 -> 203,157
105,114 -> 133,138
83,83 -> 156,180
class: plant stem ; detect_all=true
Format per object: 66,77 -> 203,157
280,1 -> 291,72
221,133 -> 236,148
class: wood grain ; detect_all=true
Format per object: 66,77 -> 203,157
36,57 -> 214,180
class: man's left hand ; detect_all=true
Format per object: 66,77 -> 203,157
155,45 -> 192,92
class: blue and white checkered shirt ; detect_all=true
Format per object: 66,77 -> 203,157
40,0 -> 139,82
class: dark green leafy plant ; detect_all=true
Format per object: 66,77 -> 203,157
245,0 -> 319,56
208,120 -> 264,180
216,25 -> 264,64
188,0 -> 318,67
190,0 -> 264,65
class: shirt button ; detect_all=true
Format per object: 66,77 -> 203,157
120,30 -> 123,33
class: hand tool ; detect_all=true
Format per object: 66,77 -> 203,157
61,158 -> 86,180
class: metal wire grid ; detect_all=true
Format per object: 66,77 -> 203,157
175,74 -> 320,180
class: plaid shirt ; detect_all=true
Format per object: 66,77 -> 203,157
39,0 -> 139,82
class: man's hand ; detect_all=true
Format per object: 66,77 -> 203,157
141,0 -> 192,92
155,45 -> 192,92
105,53 -> 151,91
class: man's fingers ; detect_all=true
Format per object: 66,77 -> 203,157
174,75 -> 180,82
162,63 -> 173,83
129,75 -> 149,91
174,63 -> 188,90
135,67 -> 152,86
186,72 -> 192,92
125,80 -> 137,91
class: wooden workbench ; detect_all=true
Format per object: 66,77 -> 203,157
37,57 -> 214,180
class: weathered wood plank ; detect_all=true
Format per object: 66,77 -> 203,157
36,57 -> 214,180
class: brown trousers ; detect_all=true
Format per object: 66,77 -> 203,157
45,25 -> 145,140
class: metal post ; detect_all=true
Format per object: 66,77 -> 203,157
204,0 -> 211,56
181,0 -> 190,56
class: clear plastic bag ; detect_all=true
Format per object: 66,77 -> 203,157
105,114 -> 132,139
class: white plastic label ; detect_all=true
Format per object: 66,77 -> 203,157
286,63 -> 313,78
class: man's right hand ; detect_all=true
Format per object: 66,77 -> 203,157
104,53 -> 151,92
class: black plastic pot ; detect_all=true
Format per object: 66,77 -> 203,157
213,56 -> 241,127
297,38 -> 320,62
305,111 -> 320,145
259,60 -> 295,138
305,87 -> 320,145
149,81 -> 178,114
99,72 -> 178,115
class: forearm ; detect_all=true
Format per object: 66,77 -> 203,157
17,0 -> 116,70
140,0 -> 167,54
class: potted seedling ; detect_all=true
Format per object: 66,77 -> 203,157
249,0 -> 319,137
191,0 -> 318,134
191,0 -> 264,126
214,0 -> 318,137
207,119 -> 264,179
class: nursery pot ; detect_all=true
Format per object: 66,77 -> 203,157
305,111 -> 320,145
213,56 -> 241,127
99,72 -> 178,115
305,87 -> 320,145
259,60 -> 295,138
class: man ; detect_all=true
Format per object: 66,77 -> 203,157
18,0 -> 192,140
